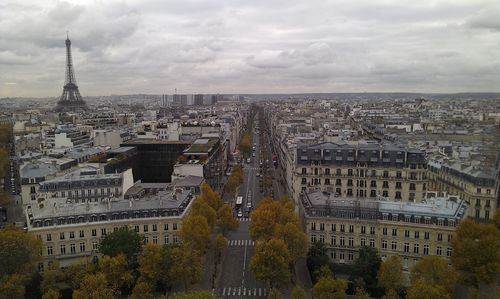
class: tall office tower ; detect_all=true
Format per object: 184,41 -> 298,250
194,94 -> 204,106
55,34 -> 88,112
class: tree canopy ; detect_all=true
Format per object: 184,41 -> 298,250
409,256 -> 457,299
312,277 -> 348,299
217,204 -> 239,235
98,227 -> 143,262
349,246 -> 382,292
181,214 -> 212,253
377,256 -> 403,292
250,239 -> 291,288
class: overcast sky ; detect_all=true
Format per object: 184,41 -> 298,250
1,0 -> 500,97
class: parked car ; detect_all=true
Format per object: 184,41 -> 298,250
237,210 -> 243,218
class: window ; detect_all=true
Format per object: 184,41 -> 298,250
382,240 -> 387,249
391,241 -> 397,251
79,230 -> 84,238
410,183 -> 416,191
370,190 -> 377,197
92,229 -> 97,237
47,246 -> 53,256
331,236 -> 336,245
446,247 -> 452,257
347,179 -> 353,186
325,168 -> 330,175
336,179 -> 342,186
361,226 -> 366,234
383,171 -> 389,178
348,237 -> 354,247
69,231 -> 75,239
101,228 -> 106,236
383,181 -> 389,188
340,224 -> 345,232
382,191 -> 388,197
144,236 -> 149,244
153,235 -> 158,244
382,228 -> 387,235
311,234 -> 316,243
336,168 -> 341,175
340,237 -> 345,246
153,224 -> 158,232
370,180 -> 377,188
339,252 -> 345,261
447,234 -> 453,242
405,230 -> 410,238
370,239 -> 375,248
348,252 -> 354,261
477,188 -> 481,194
485,210 -> 490,220
46,234 -> 52,241
361,238 -> 366,247
60,232 -> 65,240
414,231 -> 419,239
301,168 -> 306,174
392,229 -> 398,236
311,223 -> 316,231
437,233 -> 442,241
134,225 -> 139,232
404,243 -> 409,253
144,225 -> 149,232
436,246 -> 442,255
60,244 -> 66,255
370,227 -> 375,235
348,169 -> 353,176
395,191 -> 401,199
93,241 -> 98,250
80,242 -> 85,252
319,235 -> 325,244
325,179 -> 330,185
395,182 -> 402,189
424,232 -> 429,240
349,225 -> 354,233
347,189 -> 353,196
173,223 -> 178,230
396,171 -> 402,178
164,223 -> 169,231
164,235 -> 169,244
320,223 -> 325,231
301,178 -> 307,184
331,224 -> 336,231
413,243 -> 419,254
423,245 -> 429,255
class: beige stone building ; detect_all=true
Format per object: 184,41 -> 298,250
293,142 -> 427,204
26,188 -> 194,269
427,159 -> 496,221
300,190 -> 468,269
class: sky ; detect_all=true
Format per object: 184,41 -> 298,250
1,0 -> 500,97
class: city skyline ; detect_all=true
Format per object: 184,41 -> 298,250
2,0 -> 500,97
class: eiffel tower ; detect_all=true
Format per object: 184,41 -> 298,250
55,33 -> 88,112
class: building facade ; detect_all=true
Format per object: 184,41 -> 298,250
300,190 -> 468,269
294,142 -> 427,204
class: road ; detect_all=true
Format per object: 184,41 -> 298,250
215,117 -> 271,298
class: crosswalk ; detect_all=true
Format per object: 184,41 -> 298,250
216,287 -> 269,297
238,217 -> 251,222
228,239 -> 255,247
245,167 -> 261,171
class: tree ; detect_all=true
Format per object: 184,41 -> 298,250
98,227 -> 143,263
279,222 -> 308,264
239,132 -> 252,157
42,288 -> 61,299
377,256 -> 403,292
250,239 -> 291,288
493,208 -> 500,230
72,273 -> 116,299
190,198 -> 217,229
307,241 -> 330,283
381,288 -> 399,299
291,285 -> 306,299
350,246 -> 381,292
181,214 -> 211,253
0,148 -> 9,207
411,256 -> 457,297
166,291 -> 216,299
250,198 -> 297,241
170,245 -> 203,292
267,288 -> 283,299
199,183 -> 223,212
214,234 -> 227,266
137,243 -> 177,292
0,274 -> 27,299
407,281 -> 450,299
354,286 -> 370,299
100,254 -> 133,292
217,204 -> 239,235
312,277 -> 348,299
451,219 -> 500,286
314,265 -> 333,281
0,226 -> 42,279
226,174 -> 240,197
129,279 -> 154,299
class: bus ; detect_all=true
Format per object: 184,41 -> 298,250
235,196 -> 243,209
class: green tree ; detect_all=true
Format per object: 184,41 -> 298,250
98,227 -> 143,263
314,265 -> 333,280
291,285 -> 306,299
100,254 -> 133,292
191,198 -> 217,229
267,288 -> 283,299
42,288 -> 61,299
0,274 -> 27,299
72,273 -> 116,299
181,214 -> 211,253
451,219 -> 500,286
407,281 -> 450,299
307,241 -> 330,283
312,277 -> 348,299
381,288 -> 399,299
239,132 -> 252,157
217,204 -> 239,235
377,256 -> 403,292
350,246 -> 381,292
129,279 -> 154,299
250,239 -> 291,288
411,255 -> 457,297
0,226 -> 42,278
279,222 -> 308,264
199,183 -> 223,212
354,286 -> 370,299
493,208 -> 500,230
137,243 -> 178,292
171,245 -> 203,292
214,233 -> 227,266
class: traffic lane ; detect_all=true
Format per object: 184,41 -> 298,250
218,243 -> 247,289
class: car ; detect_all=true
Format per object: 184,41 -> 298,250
246,158 -> 251,163
237,210 -> 243,218
252,153 -> 255,157
246,202 -> 252,208
256,173 -> 260,177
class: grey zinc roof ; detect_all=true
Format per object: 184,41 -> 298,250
20,163 -> 58,179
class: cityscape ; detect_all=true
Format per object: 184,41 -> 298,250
0,1 -> 499,299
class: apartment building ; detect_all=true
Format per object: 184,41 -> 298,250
26,188 -> 194,269
294,142 -> 427,204
427,158 -> 496,221
43,125 -> 92,150
300,190 -> 468,269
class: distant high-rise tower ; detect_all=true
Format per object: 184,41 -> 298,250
55,33 -> 88,112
